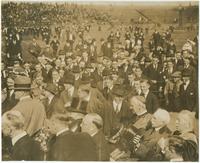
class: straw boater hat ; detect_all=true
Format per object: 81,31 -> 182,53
14,76 -> 31,91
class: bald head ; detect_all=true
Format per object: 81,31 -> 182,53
81,113 -> 103,136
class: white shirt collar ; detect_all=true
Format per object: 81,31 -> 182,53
113,100 -> 123,112
12,131 -> 27,146
83,93 -> 91,102
48,95 -> 54,104
56,128 -> 69,137
144,90 -> 149,98
20,96 -> 31,101
155,126 -> 162,131
184,80 -> 190,89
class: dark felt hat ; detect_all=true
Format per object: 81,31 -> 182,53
60,73 -> 75,85
44,83 -> 58,95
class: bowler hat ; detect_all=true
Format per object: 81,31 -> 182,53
44,83 -> 58,95
14,76 -> 31,91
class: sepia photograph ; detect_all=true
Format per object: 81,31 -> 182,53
1,0 -> 199,161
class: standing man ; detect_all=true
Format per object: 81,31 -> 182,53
140,79 -> 159,114
81,113 -> 110,161
179,71 -> 197,111
11,76 -> 46,136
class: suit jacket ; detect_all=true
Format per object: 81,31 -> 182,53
12,97 -> 46,136
135,125 -> 171,161
47,131 -> 97,161
145,91 -> 159,114
43,95 -> 65,118
182,65 -> 197,82
179,82 -> 197,111
107,100 -> 133,136
93,130 -> 110,161
11,135 -> 43,161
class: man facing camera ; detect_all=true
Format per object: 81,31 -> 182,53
46,113 -> 98,161
2,110 -> 43,161
132,109 -> 171,161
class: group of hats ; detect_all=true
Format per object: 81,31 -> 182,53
171,70 -> 191,78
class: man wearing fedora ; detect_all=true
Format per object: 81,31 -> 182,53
164,71 -> 183,112
179,71 -> 197,112
107,84 -> 133,137
11,75 -> 46,136
43,83 -> 65,118
59,73 -> 78,107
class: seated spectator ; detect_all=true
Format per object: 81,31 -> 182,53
129,95 -> 152,129
160,135 -> 198,161
2,110 -> 43,160
133,108 -> 171,161
174,110 -> 197,144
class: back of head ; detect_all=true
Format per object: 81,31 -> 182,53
2,110 -> 25,135
178,110 -> 195,132
154,108 -> 171,125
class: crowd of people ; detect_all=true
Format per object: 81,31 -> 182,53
1,2 -> 199,161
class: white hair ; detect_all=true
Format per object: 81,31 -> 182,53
2,110 -> 25,130
154,108 -> 171,125
178,110 -> 195,131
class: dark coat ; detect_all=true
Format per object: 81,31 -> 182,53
47,131 -> 97,161
11,135 -> 43,161
43,95 -> 65,118
145,91 -> 159,114
135,125 -> 171,161
179,82 -> 197,111
107,100 -> 133,136
93,130 -> 110,161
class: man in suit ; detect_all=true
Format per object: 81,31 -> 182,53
133,109 -> 171,161
11,76 -> 46,136
28,37 -> 41,59
2,110 -> 43,160
81,113 -> 110,161
59,73 -> 77,107
179,71 -> 197,111
144,56 -> 163,96
46,113 -> 98,161
129,96 -> 152,129
43,83 -> 65,118
108,84 -> 134,137
182,57 -> 197,82
140,79 -> 159,114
